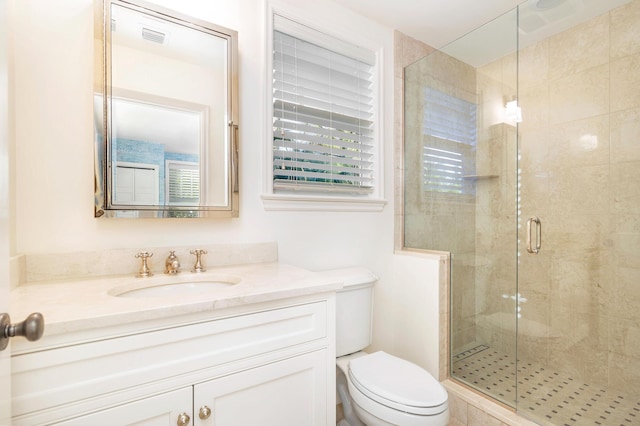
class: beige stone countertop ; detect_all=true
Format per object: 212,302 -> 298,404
10,262 -> 343,339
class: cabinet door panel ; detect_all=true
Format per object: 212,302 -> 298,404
54,387 -> 191,426
194,350 -> 327,426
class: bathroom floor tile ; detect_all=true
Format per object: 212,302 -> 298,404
452,346 -> 639,425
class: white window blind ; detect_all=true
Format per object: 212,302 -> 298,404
167,161 -> 200,205
272,15 -> 376,194
422,88 -> 477,194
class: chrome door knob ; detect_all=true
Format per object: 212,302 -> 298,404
199,405 -> 212,420
0,312 -> 45,351
176,412 -> 190,426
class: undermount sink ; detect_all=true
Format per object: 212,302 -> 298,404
111,276 -> 241,298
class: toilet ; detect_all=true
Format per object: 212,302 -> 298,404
321,268 -> 449,426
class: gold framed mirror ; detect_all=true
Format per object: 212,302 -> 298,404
94,0 -> 239,218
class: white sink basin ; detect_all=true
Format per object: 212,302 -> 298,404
111,276 -> 241,298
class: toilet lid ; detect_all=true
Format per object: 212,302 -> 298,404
348,351 -> 448,411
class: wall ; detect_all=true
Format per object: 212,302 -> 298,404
10,0 -> 444,377
0,0 -> 12,419
10,0 -> 389,266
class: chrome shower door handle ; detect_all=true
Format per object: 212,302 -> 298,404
526,216 -> 542,254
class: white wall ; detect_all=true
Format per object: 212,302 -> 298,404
1,0 -> 12,419
12,0 -> 392,258
10,0 -> 443,375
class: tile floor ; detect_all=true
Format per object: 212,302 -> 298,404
452,346 -> 640,426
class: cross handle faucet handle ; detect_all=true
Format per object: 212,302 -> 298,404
135,251 -> 154,277
190,249 -> 208,273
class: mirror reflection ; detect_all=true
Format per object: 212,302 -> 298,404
94,0 -> 238,218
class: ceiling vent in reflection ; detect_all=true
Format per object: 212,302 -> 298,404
520,0 -> 576,34
533,0 -> 567,10
141,27 -> 166,44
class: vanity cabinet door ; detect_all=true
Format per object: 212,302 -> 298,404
193,349 -> 327,426
54,387 -> 192,426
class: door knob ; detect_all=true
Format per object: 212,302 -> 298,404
176,412 -> 190,426
0,312 -> 45,351
199,405 -> 212,420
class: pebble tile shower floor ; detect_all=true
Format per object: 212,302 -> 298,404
452,346 -> 639,426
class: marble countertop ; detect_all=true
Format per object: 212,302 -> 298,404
10,262 -> 343,338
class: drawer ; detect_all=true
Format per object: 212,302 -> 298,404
12,301 -> 328,420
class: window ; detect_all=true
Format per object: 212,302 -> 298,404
269,14 -> 380,204
422,88 -> 477,195
166,160 -> 200,205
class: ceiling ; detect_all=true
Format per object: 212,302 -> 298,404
332,0 -> 525,49
332,0 -> 632,66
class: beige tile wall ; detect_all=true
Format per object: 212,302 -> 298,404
394,30 -> 435,251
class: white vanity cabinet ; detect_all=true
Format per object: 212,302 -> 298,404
57,350 -> 327,426
11,293 -> 335,426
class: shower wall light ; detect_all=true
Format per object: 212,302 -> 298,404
505,100 -> 523,125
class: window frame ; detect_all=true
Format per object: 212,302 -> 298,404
263,4 -> 386,212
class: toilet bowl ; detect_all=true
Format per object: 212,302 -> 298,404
316,267 -> 449,426
337,351 -> 449,426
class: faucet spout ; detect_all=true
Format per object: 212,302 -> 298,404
165,251 -> 180,274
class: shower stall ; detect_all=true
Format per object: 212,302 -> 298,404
403,0 -> 640,424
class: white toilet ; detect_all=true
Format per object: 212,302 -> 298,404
323,268 -> 449,426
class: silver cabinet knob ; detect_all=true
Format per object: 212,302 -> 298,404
0,312 -> 45,351
176,412 -> 190,426
199,405 -> 212,420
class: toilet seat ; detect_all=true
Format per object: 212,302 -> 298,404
348,351 -> 448,416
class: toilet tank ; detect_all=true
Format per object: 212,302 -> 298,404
317,267 -> 378,357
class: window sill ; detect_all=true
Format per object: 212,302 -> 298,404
261,194 -> 387,212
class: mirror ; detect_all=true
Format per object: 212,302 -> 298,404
94,0 -> 239,218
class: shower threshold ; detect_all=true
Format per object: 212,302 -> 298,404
452,345 -> 639,426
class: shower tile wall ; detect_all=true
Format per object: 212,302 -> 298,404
394,30 -> 435,251
514,0 -> 640,394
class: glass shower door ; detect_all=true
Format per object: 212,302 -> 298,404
515,0 -> 640,423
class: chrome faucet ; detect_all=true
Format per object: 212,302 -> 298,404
135,251 -> 153,278
190,249 -> 208,273
165,251 -> 181,274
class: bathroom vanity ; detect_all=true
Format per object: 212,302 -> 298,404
9,263 -> 340,425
